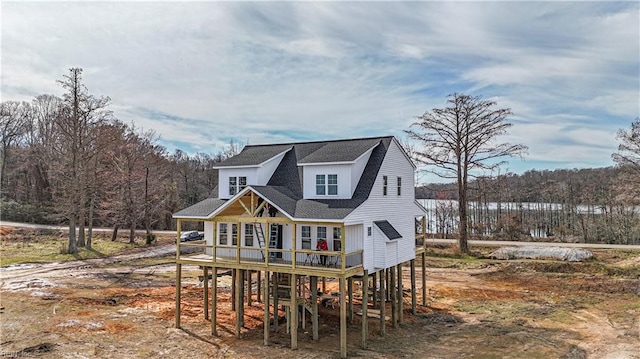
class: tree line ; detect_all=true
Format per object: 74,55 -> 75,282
414,124 -> 640,245
1,68 -> 238,252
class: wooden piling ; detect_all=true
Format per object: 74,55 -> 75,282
211,266 -> 217,336
410,259 -> 417,315
361,270 -> 368,349
175,263 -> 181,329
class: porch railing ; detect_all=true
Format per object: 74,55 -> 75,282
177,241 -> 363,270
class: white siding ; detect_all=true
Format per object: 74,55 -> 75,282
302,164 -> 352,199
218,168 -> 258,199
257,151 -> 288,184
345,139 -> 416,271
204,221 -> 214,256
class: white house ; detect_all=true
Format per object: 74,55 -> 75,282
172,136 -> 429,357
173,135 -> 424,273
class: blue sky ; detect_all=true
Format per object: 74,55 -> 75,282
2,1 -> 638,184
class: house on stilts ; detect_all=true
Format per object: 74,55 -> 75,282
172,136 -> 429,358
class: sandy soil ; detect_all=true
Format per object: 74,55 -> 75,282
1,244 -> 638,358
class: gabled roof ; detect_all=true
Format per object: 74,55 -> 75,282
174,135 -> 404,221
374,220 -> 402,240
213,144 -> 292,167
297,137 -> 382,164
214,136 -> 391,168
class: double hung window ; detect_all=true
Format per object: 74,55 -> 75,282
229,176 -> 247,196
301,225 -> 311,249
316,174 -> 338,196
245,224 -> 254,246
219,223 -> 228,245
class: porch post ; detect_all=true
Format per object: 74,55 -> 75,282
292,224 -> 297,269
341,224 -> 346,271
175,263 -> 181,329
372,271 -> 377,304
410,259 -> 417,315
231,270 -> 236,311
211,266 -> 217,336
361,270 -> 368,349
311,275 -> 318,340
236,221 -> 241,264
204,266 -> 209,320
235,269 -> 242,338
379,269 -> 385,336
263,270 -> 270,345
421,252 -> 427,306
348,277 -> 354,323
273,272 -> 279,332
247,270 -> 252,306
390,266 -> 397,328
176,219 -> 181,260
257,270 -> 262,303
397,263 -> 403,324
290,274 -> 298,350
339,276 -> 347,358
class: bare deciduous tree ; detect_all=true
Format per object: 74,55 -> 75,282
54,68 -> 112,253
612,118 -> 640,204
406,93 -> 527,253
0,101 -> 29,190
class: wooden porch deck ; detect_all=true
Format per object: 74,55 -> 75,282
177,252 -> 363,278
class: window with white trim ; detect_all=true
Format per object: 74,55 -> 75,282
301,225 -> 311,249
232,224 -> 238,245
315,175 -> 325,195
315,174 -> 338,196
229,176 -> 247,196
219,223 -> 228,245
397,176 -> 402,196
317,226 -> 327,240
332,227 -> 341,252
383,175 -> 388,196
245,224 -> 254,247
328,174 -> 338,195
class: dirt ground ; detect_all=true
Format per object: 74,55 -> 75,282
1,237 -> 639,358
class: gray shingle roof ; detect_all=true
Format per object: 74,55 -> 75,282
374,220 -> 402,240
214,144 -> 292,167
214,136 -> 389,167
174,136 -> 397,220
173,198 -> 226,218
297,137 -> 381,164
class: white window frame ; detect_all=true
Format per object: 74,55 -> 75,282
245,223 -> 254,247
229,176 -> 247,196
315,174 -> 338,196
317,226 -> 327,240
397,176 -> 402,196
383,175 -> 388,196
219,223 -> 228,245
301,225 -> 311,249
232,223 -> 238,246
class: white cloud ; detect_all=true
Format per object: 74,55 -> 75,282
1,1 -> 638,173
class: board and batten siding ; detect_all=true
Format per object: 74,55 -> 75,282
345,139 -> 416,272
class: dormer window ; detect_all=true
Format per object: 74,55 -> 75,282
229,176 -> 247,196
316,174 -> 338,196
